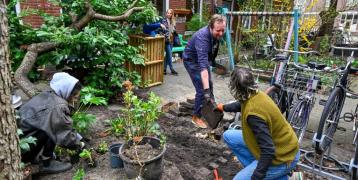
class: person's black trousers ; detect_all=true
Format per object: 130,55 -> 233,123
21,130 -> 56,163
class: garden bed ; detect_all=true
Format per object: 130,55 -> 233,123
31,104 -> 239,180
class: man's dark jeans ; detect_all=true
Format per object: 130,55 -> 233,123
183,59 -> 213,117
21,130 -> 56,163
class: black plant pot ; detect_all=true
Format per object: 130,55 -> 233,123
119,137 -> 166,180
109,143 -> 124,168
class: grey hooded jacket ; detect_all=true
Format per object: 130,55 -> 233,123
19,72 -> 82,149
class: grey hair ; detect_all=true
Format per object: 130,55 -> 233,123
229,68 -> 258,102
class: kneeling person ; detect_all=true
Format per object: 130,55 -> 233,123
216,68 -> 300,180
19,72 -> 86,174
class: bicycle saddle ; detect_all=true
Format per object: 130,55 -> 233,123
273,54 -> 288,61
307,61 -> 326,70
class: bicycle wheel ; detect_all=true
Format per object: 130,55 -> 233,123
315,87 -> 345,154
351,143 -> 358,180
288,99 -> 309,143
266,86 -> 287,113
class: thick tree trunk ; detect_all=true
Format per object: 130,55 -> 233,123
0,1 -> 22,179
317,0 -> 338,36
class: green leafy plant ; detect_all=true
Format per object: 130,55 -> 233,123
7,0 -> 159,95
55,146 -> 77,157
79,149 -> 94,166
17,129 -> 37,153
121,90 -> 162,141
97,141 -> 108,154
72,168 -> 85,180
72,86 -> 108,134
110,118 -> 125,136
319,35 -> 330,54
72,112 -> 96,134
187,13 -> 208,31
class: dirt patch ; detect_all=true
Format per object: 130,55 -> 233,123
31,101 -> 352,180
158,114 -> 239,180
31,104 -> 240,179
123,143 -> 162,162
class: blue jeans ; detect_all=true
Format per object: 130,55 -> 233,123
164,43 -> 174,72
223,130 -> 300,180
183,60 -> 213,117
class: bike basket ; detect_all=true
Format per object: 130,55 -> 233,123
280,66 -> 337,95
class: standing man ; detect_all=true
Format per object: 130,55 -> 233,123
183,14 -> 226,128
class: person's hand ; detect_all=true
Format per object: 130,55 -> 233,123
160,24 -> 166,30
215,103 -> 224,112
203,89 -> 214,104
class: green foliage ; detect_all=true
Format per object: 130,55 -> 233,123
121,90 -> 162,141
79,149 -> 94,165
80,86 -> 108,106
110,118 -> 125,136
7,0 -> 158,95
72,168 -> 85,180
319,35 -> 330,54
97,141 -> 108,154
71,86 -> 108,134
72,112 -> 96,134
17,129 -> 37,153
240,31 -> 267,49
187,13 -> 208,31
54,146 -> 77,157
352,59 -> 358,68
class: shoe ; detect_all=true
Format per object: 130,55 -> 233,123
39,158 -> 72,174
164,70 -> 167,75
192,115 -> 208,129
171,70 -> 178,75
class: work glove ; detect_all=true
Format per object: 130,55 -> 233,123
203,89 -> 214,104
215,103 -> 224,112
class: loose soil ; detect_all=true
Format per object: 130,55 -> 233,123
30,88 -> 357,180
123,143 -> 162,162
32,104 -> 240,180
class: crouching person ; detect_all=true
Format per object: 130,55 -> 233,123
216,68 -> 300,180
19,72 -> 86,174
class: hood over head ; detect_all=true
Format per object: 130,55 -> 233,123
50,72 -> 79,100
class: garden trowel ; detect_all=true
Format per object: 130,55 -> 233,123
201,100 -> 223,129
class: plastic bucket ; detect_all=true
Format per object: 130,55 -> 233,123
109,143 -> 124,168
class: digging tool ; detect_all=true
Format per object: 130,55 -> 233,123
213,168 -> 223,180
201,100 -> 223,129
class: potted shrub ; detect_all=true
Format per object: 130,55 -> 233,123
118,88 -> 166,180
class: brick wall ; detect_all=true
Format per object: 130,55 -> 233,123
19,0 -> 61,28
170,0 -> 187,34
169,0 -> 186,9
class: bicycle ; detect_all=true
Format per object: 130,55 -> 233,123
281,54 -> 332,143
314,46 -> 358,155
342,104 -> 358,180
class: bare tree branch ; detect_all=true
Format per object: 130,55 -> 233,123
71,1 -> 95,30
15,0 -> 145,97
94,7 -> 144,21
127,0 -> 141,11
15,42 -> 58,97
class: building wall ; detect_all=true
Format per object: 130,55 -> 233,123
19,0 -> 61,28
169,0 -> 187,34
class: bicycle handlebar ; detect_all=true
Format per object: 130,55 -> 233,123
289,61 -> 338,72
330,45 -> 358,51
273,47 -> 321,56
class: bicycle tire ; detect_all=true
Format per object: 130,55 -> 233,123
351,143 -> 358,180
266,86 -> 287,113
288,100 -> 309,143
315,87 -> 345,154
